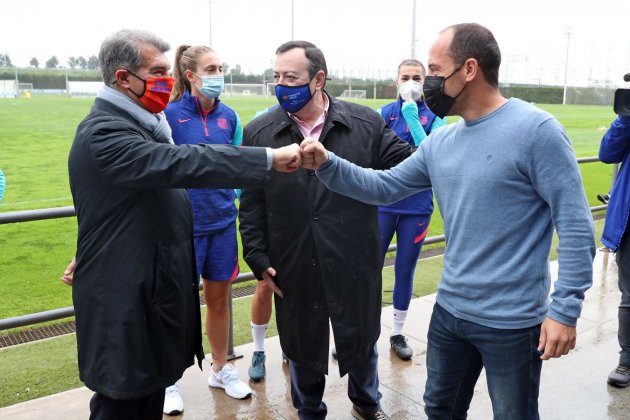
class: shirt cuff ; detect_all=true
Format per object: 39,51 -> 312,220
265,147 -> 273,170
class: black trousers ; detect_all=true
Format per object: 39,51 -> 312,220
89,389 -> 165,420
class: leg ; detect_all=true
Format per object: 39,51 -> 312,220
423,304 -> 483,420
347,344 -> 382,415
474,324 -> 542,420
616,233 -> 630,368
204,280 -> 231,370
378,211 -> 398,265
249,280 -> 275,380
392,214 -> 430,312
89,389 -> 165,420
288,360 -> 327,420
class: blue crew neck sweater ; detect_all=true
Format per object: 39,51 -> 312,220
316,98 -> 595,329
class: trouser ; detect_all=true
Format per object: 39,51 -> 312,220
288,344 -> 381,420
378,212 -> 431,310
423,304 -> 542,420
88,389 -> 165,420
616,230 -> 630,367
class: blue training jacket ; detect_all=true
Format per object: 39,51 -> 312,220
600,115 -> 630,251
378,98 -> 437,215
165,91 -> 242,234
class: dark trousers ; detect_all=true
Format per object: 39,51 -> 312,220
616,230 -> 630,367
89,389 -> 165,420
288,344 -> 381,420
423,304 -> 542,420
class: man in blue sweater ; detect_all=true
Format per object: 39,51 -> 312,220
599,114 -> 630,387
301,23 -> 595,419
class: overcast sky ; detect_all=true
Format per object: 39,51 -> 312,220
2,0 -> 629,86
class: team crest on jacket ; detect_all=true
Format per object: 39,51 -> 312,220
420,116 -> 428,125
217,118 -> 228,129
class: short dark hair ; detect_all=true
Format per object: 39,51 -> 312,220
276,40 -> 328,81
446,23 -> 501,88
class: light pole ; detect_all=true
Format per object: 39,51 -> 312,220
562,27 -> 572,105
208,0 -> 213,47
410,0 -> 416,59
291,0 -> 295,40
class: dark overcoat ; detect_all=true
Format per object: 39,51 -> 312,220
239,94 -> 413,375
68,98 -> 268,399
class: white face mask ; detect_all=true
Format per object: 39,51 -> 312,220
398,80 -> 423,102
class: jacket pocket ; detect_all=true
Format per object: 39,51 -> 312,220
152,242 -> 178,304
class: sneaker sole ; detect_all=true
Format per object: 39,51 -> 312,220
163,409 -> 183,416
608,379 -> 630,388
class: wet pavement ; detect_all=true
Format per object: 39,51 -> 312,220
1,249 -> 630,419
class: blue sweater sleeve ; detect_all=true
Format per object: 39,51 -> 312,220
316,147 -> 431,205
599,115 -> 630,164
529,118 -> 595,326
232,113 -> 243,147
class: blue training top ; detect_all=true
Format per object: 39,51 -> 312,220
165,91 -> 242,234
378,98 -> 439,215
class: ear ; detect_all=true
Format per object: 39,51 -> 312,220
314,70 -> 326,90
114,68 -> 132,89
463,58 -> 479,82
184,69 -> 196,84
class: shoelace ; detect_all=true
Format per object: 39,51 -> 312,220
220,367 -> 241,384
391,335 -> 408,347
373,410 -> 389,420
615,366 -> 630,374
252,352 -> 265,366
165,384 -> 180,396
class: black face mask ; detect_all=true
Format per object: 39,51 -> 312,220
423,65 -> 465,118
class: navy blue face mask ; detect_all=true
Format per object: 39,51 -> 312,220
274,78 -> 314,113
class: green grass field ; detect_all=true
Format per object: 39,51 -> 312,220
0,95 -> 618,407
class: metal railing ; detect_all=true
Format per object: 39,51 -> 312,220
0,157 -> 615,353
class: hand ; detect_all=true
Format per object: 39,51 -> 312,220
272,143 -> 302,172
261,267 -> 283,298
60,256 -> 76,286
537,317 -> 577,360
300,137 -> 328,170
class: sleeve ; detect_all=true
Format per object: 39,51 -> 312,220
0,168 -> 5,203
401,101 -> 426,146
238,124 -> 271,279
316,146 -> 431,206
529,118 -> 596,326
232,113 -> 243,147
431,116 -> 447,131
232,112 -> 244,199
599,115 -> 630,164
86,121 -> 269,190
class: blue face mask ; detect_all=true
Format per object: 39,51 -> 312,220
193,73 -> 224,99
274,79 -> 314,113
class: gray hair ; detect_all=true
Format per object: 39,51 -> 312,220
99,29 -> 170,87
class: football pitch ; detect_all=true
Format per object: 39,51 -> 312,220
0,95 -> 618,319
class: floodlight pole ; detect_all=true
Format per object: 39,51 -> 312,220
208,0 -> 213,47
562,27 -> 572,105
411,0 -> 417,59
291,0 -> 295,40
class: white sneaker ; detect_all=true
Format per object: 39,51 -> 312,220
163,382 -> 184,415
208,363 -> 252,399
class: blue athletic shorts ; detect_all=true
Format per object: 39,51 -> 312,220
194,224 -> 239,282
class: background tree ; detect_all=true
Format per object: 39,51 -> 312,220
77,56 -> 87,70
30,57 -> 39,68
232,64 -> 242,75
87,55 -> 99,70
222,62 -> 230,75
46,56 -> 59,69
0,53 -> 13,67
67,57 -> 78,69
